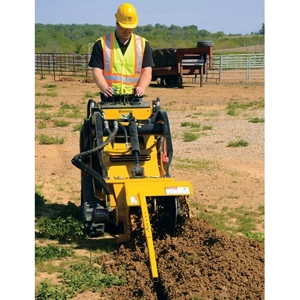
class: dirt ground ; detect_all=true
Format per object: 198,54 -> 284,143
35,74 -> 264,299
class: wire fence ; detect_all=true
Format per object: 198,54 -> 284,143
35,53 -> 265,84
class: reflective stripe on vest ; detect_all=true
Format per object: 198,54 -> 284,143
98,33 -> 145,94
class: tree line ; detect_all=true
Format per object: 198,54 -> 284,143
35,23 -> 265,54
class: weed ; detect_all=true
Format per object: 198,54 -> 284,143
202,125 -> 213,130
36,111 -> 51,121
245,232 -> 264,243
60,263 -> 126,293
249,117 -> 264,123
183,132 -> 199,142
37,216 -> 85,241
35,279 -> 73,300
60,102 -> 77,110
56,106 -> 83,119
35,91 -> 57,97
82,91 -> 99,99
47,91 -> 58,97
226,99 -> 264,116
35,102 -> 53,109
54,120 -> 70,127
35,244 -> 75,262
227,139 -> 249,147
187,254 -> 197,262
194,203 -> 264,242
73,123 -> 83,132
42,84 -> 57,89
37,134 -> 65,145
180,121 -> 201,129
174,158 -> 218,171
37,122 -> 47,129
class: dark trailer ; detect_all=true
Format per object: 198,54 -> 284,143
151,40 -> 214,88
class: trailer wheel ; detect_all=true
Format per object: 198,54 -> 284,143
197,40 -> 214,47
176,75 -> 183,88
165,76 -> 172,86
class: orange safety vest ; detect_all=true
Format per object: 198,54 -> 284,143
98,33 -> 146,95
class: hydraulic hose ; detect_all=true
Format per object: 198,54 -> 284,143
71,120 -> 118,195
159,110 -> 173,177
118,122 -> 129,148
128,113 -> 140,167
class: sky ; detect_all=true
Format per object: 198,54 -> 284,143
35,0 -> 264,35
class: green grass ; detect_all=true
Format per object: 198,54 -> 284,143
202,125 -> 213,130
42,84 -> 58,89
180,122 -> 213,138
82,91 -> 100,99
37,216 -> 85,241
37,134 -> 65,145
35,197 -> 84,241
183,131 -> 199,142
36,111 -> 51,121
249,117 -> 264,123
73,122 -> 84,132
173,157 -> 219,171
55,102 -> 84,119
227,98 -> 264,116
35,261 -> 126,300
35,244 -> 75,262
37,122 -> 47,129
227,138 -> 249,147
35,91 -> 58,97
35,279 -> 73,300
54,120 -> 70,127
193,203 -> 264,242
180,121 -> 201,129
35,102 -> 54,109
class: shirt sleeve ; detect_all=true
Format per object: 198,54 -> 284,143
88,40 -> 104,69
142,41 -> 155,68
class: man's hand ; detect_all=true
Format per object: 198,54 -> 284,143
135,86 -> 145,97
103,86 -> 115,97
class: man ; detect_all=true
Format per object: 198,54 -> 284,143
89,3 -> 154,99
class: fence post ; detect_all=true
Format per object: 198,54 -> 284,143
40,54 -> 44,79
219,55 -> 222,81
52,54 -> 56,80
246,58 -> 250,83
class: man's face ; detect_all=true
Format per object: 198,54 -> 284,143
116,23 -> 134,40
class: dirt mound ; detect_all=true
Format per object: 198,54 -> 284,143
94,218 -> 264,300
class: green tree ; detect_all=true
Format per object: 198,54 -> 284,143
259,23 -> 265,35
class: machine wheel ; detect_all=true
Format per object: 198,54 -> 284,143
79,119 -> 91,164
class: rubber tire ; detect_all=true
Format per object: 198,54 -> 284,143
176,75 -> 183,88
165,76 -> 172,86
197,40 -> 214,47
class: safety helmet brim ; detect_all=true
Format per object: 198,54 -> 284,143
115,18 -> 137,29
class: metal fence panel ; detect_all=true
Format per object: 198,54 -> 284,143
35,53 -> 264,83
35,53 -> 92,79
204,54 -> 264,83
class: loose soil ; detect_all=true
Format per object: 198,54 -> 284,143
35,75 -> 264,299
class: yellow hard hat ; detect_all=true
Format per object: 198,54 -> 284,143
115,3 -> 138,29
